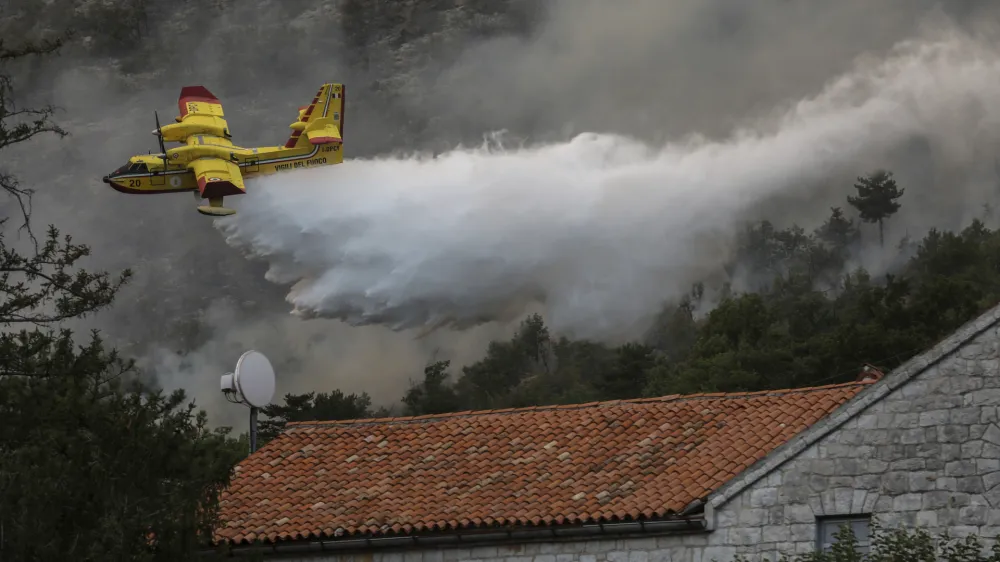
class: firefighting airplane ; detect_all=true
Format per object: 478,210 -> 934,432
102,82 -> 345,216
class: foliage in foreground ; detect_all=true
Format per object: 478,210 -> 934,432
739,521 -> 1000,562
0,37 -> 245,561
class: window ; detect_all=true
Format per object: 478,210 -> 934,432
128,162 -> 149,173
817,515 -> 871,554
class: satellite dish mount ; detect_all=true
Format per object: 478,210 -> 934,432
221,350 -> 276,454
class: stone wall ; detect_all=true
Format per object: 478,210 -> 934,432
258,309 -> 1000,562
706,310 -> 1000,559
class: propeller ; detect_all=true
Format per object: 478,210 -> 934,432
153,111 -> 168,172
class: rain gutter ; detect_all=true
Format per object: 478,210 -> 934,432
211,516 -> 709,558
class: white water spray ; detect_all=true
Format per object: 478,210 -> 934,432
217,27 -> 1000,340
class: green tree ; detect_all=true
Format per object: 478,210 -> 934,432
0,38 -> 243,561
403,360 -> 462,415
259,389 -> 387,443
847,170 -> 905,248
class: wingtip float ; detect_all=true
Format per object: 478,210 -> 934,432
102,82 -> 346,216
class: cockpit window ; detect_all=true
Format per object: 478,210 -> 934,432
128,162 -> 149,173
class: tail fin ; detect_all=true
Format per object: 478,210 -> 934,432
284,83 -> 345,151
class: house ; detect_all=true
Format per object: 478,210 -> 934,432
212,302 -> 1000,561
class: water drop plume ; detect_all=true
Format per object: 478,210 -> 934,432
217,26 -> 1000,340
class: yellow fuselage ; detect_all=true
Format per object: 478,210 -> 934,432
106,139 -> 343,194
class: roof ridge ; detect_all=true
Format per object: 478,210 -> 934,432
284,379 -> 874,429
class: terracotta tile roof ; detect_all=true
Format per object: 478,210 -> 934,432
215,380 -> 873,545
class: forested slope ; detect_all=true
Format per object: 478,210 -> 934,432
259,172 -> 1000,437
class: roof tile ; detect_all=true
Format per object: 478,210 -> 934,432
216,381 -> 871,545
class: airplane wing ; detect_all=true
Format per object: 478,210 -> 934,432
176,86 -> 228,127
189,156 -> 246,199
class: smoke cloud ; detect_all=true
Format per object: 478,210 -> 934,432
216,22 -> 1000,341
4,0 -> 1000,424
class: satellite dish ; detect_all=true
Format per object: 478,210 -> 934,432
221,350 -> 275,408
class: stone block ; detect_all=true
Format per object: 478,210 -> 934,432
863,492 -> 880,512
737,508 -> 767,526
443,549 -> 472,562
894,412 -> 922,428
893,493 -> 923,511
946,460 -> 978,477
919,410 -> 951,426
628,552 -> 648,562
956,476 -> 985,494
987,486 -> 1000,508
981,527 -> 1000,541
942,444 -> 963,460
900,428 -> 925,445
856,414 -> 878,429
909,472 -> 937,492
882,472 -> 909,494
557,555 -> 575,562
765,471 -> 783,487
790,524 -> 814,542
580,556 -> 598,562
714,508 -> 737,528
938,425 -> 970,443
926,458 -> 946,471
834,459 -> 862,477
951,407 -> 982,425
915,510 -> 938,527
915,443 -> 942,459
761,525 -> 791,543
900,380 -> 930,399
951,526 -> 981,538
784,504 -> 814,524
959,505 -> 989,526
765,506 -> 785,525
728,528 -> 763,546
962,440 -> 984,458
749,487 -> 778,508
862,430 -> 892,445
701,547 -> 736,562
873,495 -> 894,512
929,392 -> 968,409
778,484 -> 810,504
647,551 -> 670,562
969,389 -> 1000,406
585,541 -> 614,554
807,475 -> 828,493
985,424 -> 1000,446
606,552 -> 627,562
982,407 -> 1000,424
922,490 -> 956,510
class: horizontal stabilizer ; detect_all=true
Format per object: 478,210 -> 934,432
306,125 -> 342,145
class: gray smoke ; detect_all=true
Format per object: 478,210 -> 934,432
216,19 -> 1000,341
3,0 -> 1000,426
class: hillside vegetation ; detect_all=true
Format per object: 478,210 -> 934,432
6,3 -> 1000,558
260,170 -> 1000,434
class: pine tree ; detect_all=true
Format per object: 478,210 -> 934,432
847,170 -> 905,248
